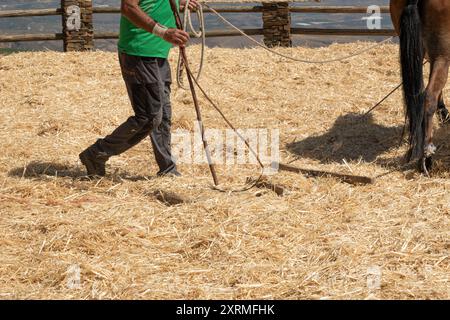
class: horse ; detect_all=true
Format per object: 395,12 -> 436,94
390,0 -> 450,174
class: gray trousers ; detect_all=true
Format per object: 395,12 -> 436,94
91,52 -> 178,175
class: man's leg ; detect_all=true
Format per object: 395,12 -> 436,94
150,59 -> 180,176
80,53 -> 165,176
91,82 -> 163,156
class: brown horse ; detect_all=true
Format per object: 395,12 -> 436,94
390,0 -> 450,174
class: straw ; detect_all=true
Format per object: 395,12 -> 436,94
0,44 -> 448,299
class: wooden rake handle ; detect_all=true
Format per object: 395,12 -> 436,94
275,162 -> 375,185
168,0 -> 219,186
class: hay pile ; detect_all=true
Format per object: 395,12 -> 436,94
0,42 -> 449,300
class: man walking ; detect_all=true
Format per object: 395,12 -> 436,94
79,0 -> 198,177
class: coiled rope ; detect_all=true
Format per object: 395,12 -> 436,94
176,0 -> 206,89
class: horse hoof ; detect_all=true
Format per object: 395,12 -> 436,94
419,157 -> 433,176
438,107 -> 450,124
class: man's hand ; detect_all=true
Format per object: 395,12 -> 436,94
180,0 -> 200,11
163,29 -> 190,47
121,0 -> 189,47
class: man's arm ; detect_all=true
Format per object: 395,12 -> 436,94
121,0 -> 189,47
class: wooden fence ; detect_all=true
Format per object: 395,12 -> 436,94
0,1 -> 395,51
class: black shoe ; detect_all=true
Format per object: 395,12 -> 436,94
157,170 -> 181,177
79,148 -> 106,177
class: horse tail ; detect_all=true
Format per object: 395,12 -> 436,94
400,0 -> 425,161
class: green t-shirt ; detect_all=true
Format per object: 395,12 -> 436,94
118,0 -> 179,58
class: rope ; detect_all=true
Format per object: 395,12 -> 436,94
365,61 -> 429,115
198,3 -> 401,115
174,2 -> 266,193
182,63 -> 267,193
365,83 -> 403,116
177,0 -> 206,89
174,3 -> 403,190
203,3 -> 395,64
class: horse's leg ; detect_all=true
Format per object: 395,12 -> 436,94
421,58 -> 450,174
437,91 -> 450,123
428,64 -> 449,124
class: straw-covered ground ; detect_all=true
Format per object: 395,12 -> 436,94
0,42 -> 449,300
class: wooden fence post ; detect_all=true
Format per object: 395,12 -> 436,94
61,0 -> 93,51
262,2 -> 292,47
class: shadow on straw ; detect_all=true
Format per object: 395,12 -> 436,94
286,112 -> 404,166
7,161 -> 154,182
